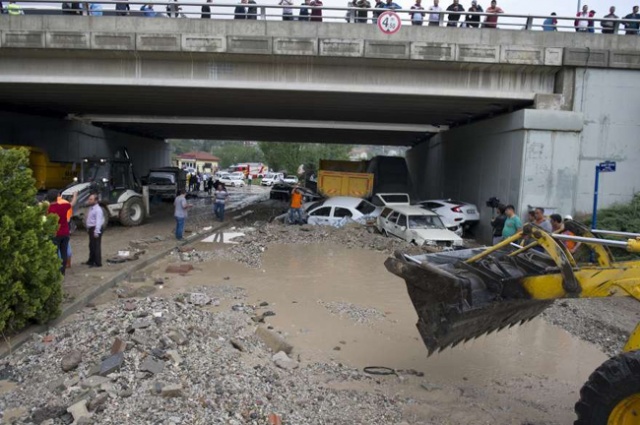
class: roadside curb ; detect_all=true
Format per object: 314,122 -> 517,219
0,220 -> 233,360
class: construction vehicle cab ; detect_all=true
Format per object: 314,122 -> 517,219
385,221 -> 640,425
62,149 -> 145,228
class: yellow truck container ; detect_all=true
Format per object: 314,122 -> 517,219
318,170 -> 374,198
1,145 -> 78,191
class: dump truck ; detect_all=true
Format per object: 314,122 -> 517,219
317,159 -> 373,198
1,145 -> 78,191
146,167 -> 187,201
385,221 -> 640,424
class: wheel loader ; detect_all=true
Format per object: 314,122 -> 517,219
385,221 -> 640,425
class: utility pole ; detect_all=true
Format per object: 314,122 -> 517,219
577,0 -> 582,12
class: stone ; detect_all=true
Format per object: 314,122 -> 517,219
168,330 -> 188,346
99,352 -> 124,376
272,351 -> 298,370
66,400 -> 90,423
161,383 -> 184,398
189,292 -> 211,306
110,338 -> 127,355
119,388 -> 133,398
140,357 -> 164,374
256,327 -> 293,355
166,350 -> 183,365
131,318 -> 152,330
259,302 -> 269,307
230,339 -> 246,352
61,350 -> 83,372
88,393 -> 109,412
165,264 -> 194,274
123,301 -> 136,311
80,376 -> 109,389
47,377 -> 67,393
333,346 -> 341,351
268,413 -> 282,425
251,315 -> 265,323
421,382 -> 442,391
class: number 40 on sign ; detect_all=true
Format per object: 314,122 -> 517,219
378,11 -> 402,35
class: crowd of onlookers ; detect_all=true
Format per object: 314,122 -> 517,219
2,0 -> 640,34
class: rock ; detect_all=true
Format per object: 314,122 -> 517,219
110,338 -> 127,355
140,357 -> 165,374
166,350 -> 183,365
333,346 -> 341,351
189,292 -> 211,306
263,311 -> 276,317
268,413 -> 283,425
61,350 -> 83,372
161,383 -> 184,398
118,388 -> 133,398
99,352 -> 124,376
123,301 -> 136,311
169,330 -> 188,346
230,339 -> 246,352
165,264 -> 194,274
80,376 -> 109,389
88,393 -> 109,412
131,318 -> 152,330
421,383 -> 442,391
154,278 -> 165,285
259,302 -> 269,307
256,327 -> 293,355
66,399 -> 90,423
251,315 -> 265,323
272,351 -> 298,370
47,377 -> 67,393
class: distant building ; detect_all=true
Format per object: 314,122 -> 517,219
177,151 -> 220,173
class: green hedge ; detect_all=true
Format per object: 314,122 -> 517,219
591,193 -> 640,233
0,148 -> 62,333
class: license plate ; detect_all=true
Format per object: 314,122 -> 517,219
466,209 -> 476,214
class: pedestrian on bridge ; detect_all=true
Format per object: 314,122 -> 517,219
623,6 -> 640,35
355,0 -> 370,23
601,6 -> 618,34
234,0 -> 247,19
309,0 -> 323,22
446,0 -> 465,27
7,1 -> 23,15
116,0 -> 129,15
279,0 -> 294,20
299,0 -> 310,20
575,4 -> 593,32
465,0 -> 482,28
542,12 -> 557,31
427,0 -> 442,26
483,0 -> 502,29
410,0 -> 425,26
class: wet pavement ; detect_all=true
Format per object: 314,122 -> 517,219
106,241 -> 609,424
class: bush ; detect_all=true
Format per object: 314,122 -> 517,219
591,193 -> 640,233
0,148 -> 62,333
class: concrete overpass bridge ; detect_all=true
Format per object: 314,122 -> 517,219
1,15 -> 639,241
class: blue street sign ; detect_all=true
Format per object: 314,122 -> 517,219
597,161 -> 617,172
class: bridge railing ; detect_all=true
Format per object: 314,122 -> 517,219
6,0 -> 640,35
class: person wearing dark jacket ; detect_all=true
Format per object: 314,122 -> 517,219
201,0 -> 211,18
234,0 -> 247,19
623,6 -> 640,35
247,0 -> 257,19
372,0 -> 385,23
465,0 -> 482,27
446,0 -> 464,27
115,0 -> 130,15
490,204 -> 507,245
299,0 -> 310,20
355,0 -> 370,23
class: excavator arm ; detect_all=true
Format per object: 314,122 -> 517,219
385,221 -> 640,355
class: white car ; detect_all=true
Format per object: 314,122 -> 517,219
219,176 -> 246,188
261,173 -> 284,186
306,197 -> 381,227
377,205 -> 463,248
418,199 -> 480,230
281,175 -> 299,185
372,193 -> 411,206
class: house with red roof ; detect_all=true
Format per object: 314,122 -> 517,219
177,151 -> 220,173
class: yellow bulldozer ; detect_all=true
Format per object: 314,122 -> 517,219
385,221 -> 640,425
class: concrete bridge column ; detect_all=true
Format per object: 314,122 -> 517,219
406,109 -> 583,243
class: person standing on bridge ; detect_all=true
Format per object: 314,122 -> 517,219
483,0 -> 502,29
542,12 -> 557,31
140,3 -> 157,17
427,0 -> 442,26
7,1 -> 23,15
465,0 -> 482,28
234,0 -> 247,19
85,193 -> 104,268
623,6 -> 640,35
575,4 -> 592,32
201,0 -> 211,18
446,0 -> 465,27
355,0 -> 370,23
299,0 -> 310,20
247,0 -> 258,19
280,0 -> 294,21
372,0 -> 385,23
410,0 -> 425,26
309,0 -> 323,22
384,0 -> 401,11
601,6 -> 619,34
166,0 -> 181,18
116,0 -> 130,16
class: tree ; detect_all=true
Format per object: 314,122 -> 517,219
258,142 -> 352,174
212,144 -> 264,168
0,148 -> 62,333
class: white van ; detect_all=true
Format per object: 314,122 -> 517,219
377,205 -> 463,249
261,172 -> 285,186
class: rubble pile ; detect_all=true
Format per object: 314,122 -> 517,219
0,296 -> 407,425
318,301 -> 387,325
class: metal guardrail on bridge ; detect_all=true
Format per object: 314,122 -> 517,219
4,0 -> 640,35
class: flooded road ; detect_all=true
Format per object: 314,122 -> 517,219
137,242 -> 607,424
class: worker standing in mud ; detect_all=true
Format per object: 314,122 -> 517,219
214,183 -> 228,222
288,186 -> 304,225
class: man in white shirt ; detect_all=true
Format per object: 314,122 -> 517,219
85,194 -> 105,268
427,0 -> 442,26
410,0 -> 425,25
280,0 -> 294,20
575,4 -> 591,32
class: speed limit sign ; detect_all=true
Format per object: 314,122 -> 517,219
377,10 -> 402,35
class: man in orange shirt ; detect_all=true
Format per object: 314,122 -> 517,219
550,214 -> 580,254
288,186 -> 304,225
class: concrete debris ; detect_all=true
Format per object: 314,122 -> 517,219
140,357 -> 165,375
165,264 -> 194,274
230,338 -> 246,352
319,300 -> 386,325
255,327 -> 294,355
189,292 -> 211,306
160,383 -> 184,398
61,350 -> 83,372
66,399 -> 90,423
99,352 -> 124,376
272,351 -> 298,370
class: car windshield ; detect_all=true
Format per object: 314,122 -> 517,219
83,162 -> 109,183
408,215 -> 445,229
149,173 -> 174,185
356,200 -> 376,215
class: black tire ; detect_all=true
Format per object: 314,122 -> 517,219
119,197 -> 145,227
575,350 -> 640,425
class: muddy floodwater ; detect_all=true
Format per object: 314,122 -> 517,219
136,242 -> 608,424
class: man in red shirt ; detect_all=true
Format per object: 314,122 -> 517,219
484,0 -> 503,28
46,189 -> 77,275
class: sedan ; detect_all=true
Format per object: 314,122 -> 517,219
306,197 -> 380,227
418,199 -> 480,229
219,177 -> 246,188
377,205 -> 463,248
281,176 -> 299,185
